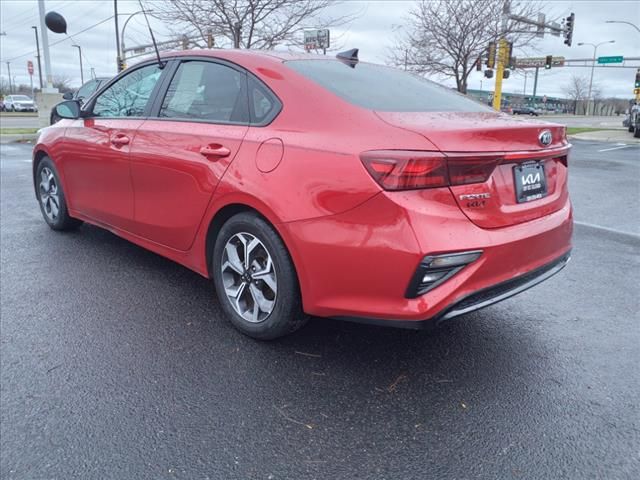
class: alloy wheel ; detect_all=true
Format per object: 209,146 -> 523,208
221,232 -> 277,323
39,167 -> 60,222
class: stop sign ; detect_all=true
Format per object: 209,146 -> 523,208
27,60 -> 34,76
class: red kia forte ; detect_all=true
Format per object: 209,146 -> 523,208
33,49 -> 572,339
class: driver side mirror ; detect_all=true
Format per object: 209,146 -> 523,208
62,92 -> 73,100
55,100 -> 81,119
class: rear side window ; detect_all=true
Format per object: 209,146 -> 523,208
285,60 -> 490,113
160,61 -> 249,123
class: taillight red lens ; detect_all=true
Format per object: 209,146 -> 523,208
361,150 -> 500,191
360,151 -> 448,190
447,155 -> 501,186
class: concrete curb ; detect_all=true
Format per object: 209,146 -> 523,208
0,133 -> 37,144
568,130 -> 640,144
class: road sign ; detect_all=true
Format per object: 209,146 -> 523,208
515,56 -> 565,68
27,60 -> 33,75
304,29 -> 330,51
597,56 -> 623,64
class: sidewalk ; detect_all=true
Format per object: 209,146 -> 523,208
568,129 -> 640,144
0,133 -> 37,144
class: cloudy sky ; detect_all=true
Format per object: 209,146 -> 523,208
1,0 -> 638,98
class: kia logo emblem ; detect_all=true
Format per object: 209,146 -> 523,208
539,130 -> 552,146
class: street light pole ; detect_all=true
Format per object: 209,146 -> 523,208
72,44 -> 84,84
578,40 -> 615,116
31,26 -> 44,89
38,0 -> 54,90
605,20 -> 640,34
6,62 -> 12,94
121,10 -> 152,57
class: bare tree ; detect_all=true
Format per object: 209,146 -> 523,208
52,75 -> 73,94
563,75 -> 589,115
151,0 -> 352,50
390,0 -> 550,93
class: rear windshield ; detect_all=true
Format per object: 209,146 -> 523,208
285,59 -> 490,113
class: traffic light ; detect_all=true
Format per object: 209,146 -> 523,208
117,57 -> 127,72
503,70 -> 510,80
484,69 -> 494,79
635,68 -> 640,88
545,55 -> 553,69
476,57 -> 482,72
564,13 -> 575,47
486,42 -> 496,69
504,42 -> 513,67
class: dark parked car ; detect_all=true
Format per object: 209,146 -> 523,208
50,77 -> 109,124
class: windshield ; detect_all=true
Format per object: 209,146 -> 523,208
13,95 -> 31,101
285,59 -> 490,113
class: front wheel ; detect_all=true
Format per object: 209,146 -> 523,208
212,212 -> 307,340
35,157 -> 83,231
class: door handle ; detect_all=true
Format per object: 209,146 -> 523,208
111,135 -> 130,146
199,145 -> 231,159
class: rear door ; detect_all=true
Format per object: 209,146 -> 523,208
62,63 -> 164,231
128,59 -> 250,251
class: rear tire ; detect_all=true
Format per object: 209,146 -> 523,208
35,157 -> 83,231
634,127 -> 640,138
212,212 -> 308,340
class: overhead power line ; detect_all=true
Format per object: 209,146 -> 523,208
3,16 -> 114,63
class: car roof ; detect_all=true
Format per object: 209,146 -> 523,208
159,48 -> 329,64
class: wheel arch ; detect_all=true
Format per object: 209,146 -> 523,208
32,148 -> 50,197
203,203 -> 304,295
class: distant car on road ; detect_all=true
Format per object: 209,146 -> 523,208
4,95 -> 37,112
512,106 -> 540,116
50,77 -> 109,124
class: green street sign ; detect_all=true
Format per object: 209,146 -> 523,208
597,56 -> 623,64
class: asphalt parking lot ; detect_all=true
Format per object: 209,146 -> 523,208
1,140 -> 639,480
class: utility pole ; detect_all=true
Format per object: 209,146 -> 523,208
233,22 -> 241,48
532,67 -> 539,101
31,26 -> 44,89
72,44 -> 84,84
38,0 -> 54,89
6,62 -> 12,94
114,0 -> 122,72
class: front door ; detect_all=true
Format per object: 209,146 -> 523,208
129,60 -> 250,251
62,63 -> 164,231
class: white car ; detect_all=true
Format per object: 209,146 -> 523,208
3,95 -> 38,112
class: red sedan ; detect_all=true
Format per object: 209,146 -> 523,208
34,49 -> 572,339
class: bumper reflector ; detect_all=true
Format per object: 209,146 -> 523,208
406,250 -> 482,298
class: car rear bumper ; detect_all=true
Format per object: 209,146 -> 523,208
331,250 -> 570,329
281,188 -> 573,324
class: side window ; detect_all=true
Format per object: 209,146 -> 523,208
248,76 -> 281,125
75,80 -> 97,101
93,64 -> 162,118
159,61 -> 248,123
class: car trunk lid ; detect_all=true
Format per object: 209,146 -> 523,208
375,111 -> 570,228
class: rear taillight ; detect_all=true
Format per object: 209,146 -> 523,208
360,151 -> 448,190
360,150 -> 500,191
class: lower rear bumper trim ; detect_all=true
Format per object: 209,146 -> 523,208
330,250 -> 571,330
